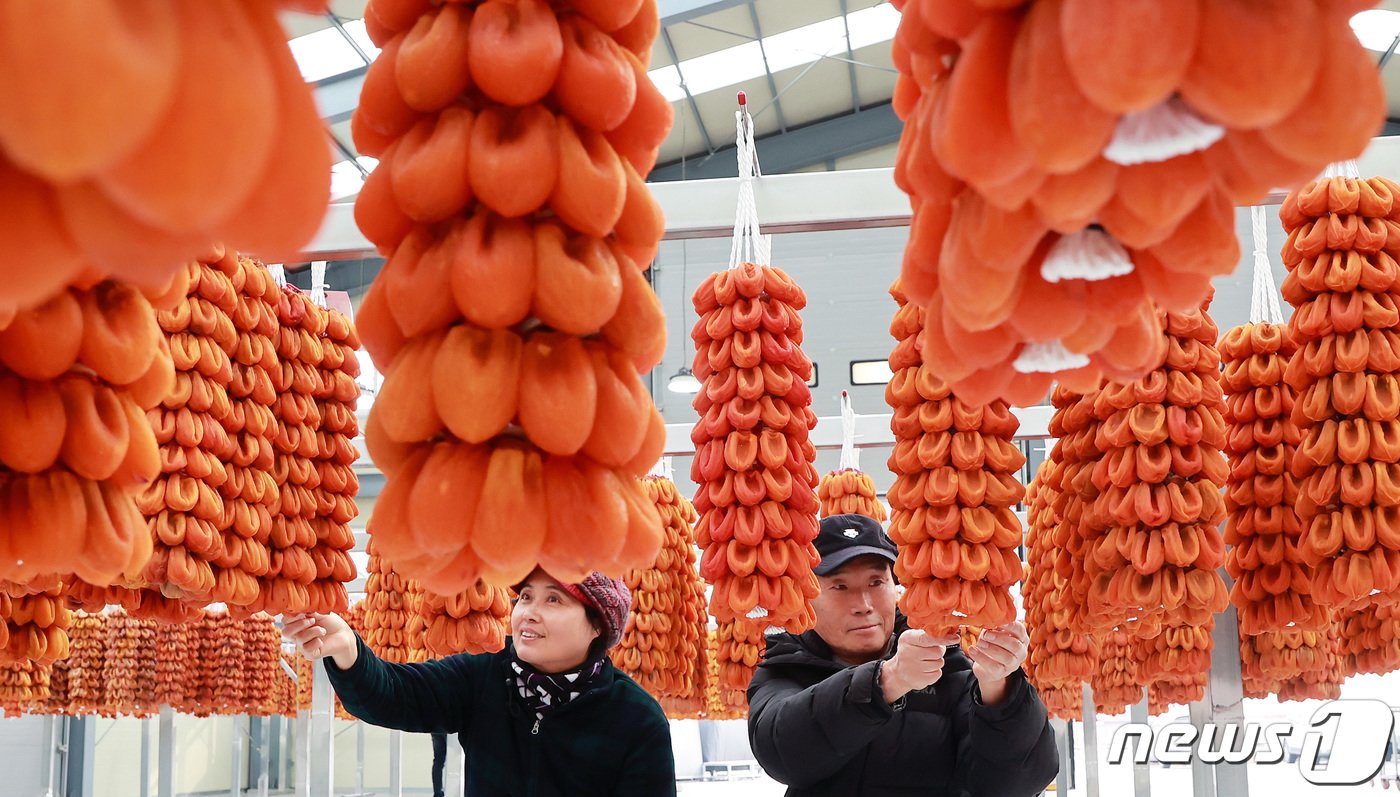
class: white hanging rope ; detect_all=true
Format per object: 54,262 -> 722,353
1249,206 -> 1285,325
309,260 -> 328,308
838,390 -> 859,471
647,457 -> 674,481
1321,159 -> 1361,180
267,264 -> 287,287
728,99 -> 771,270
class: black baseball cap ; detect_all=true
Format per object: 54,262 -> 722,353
813,514 -> 898,576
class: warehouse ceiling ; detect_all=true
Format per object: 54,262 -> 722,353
281,1 -> 1400,197
283,0 -> 912,198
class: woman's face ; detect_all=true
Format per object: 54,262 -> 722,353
511,570 -> 601,673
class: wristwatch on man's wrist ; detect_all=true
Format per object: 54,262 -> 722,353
876,660 -> 907,711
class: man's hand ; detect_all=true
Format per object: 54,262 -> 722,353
283,613 -> 358,671
880,630 -> 956,705
966,622 -> 1029,705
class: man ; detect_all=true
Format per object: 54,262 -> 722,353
747,513 -> 1059,796
430,732 -> 447,797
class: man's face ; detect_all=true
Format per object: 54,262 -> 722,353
810,556 -> 898,664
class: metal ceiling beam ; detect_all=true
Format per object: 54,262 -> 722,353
839,0 -> 861,115
314,69 -> 365,123
314,1 -> 750,122
326,13 -> 374,66
302,132 -> 1400,258
747,3 -> 787,133
648,101 -> 902,181
661,27 -> 715,154
303,166 -> 915,257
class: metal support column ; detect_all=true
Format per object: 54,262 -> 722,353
270,715 -> 284,790
1052,719 -> 1073,795
140,718 -> 152,797
258,717 -> 272,797
158,706 -> 176,797
250,717 -> 262,790
68,717 -> 100,797
355,722 -> 366,796
388,730 -> 403,797
1130,693 -> 1152,797
230,715 -> 245,797
1188,699 -> 1218,797
1080,683 -> 1101,797
1209,588 -> 1251,797
445,745 -> 465,797
309,662 -> 335,797
294,709 -> 310,797
38,716 -> 58,797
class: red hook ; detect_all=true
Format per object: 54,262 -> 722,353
737,90 -> 747,107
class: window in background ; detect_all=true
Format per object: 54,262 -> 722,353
850,359 -> 893,385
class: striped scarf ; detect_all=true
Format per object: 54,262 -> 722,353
508,653 -> 606,721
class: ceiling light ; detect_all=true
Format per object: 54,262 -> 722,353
667,367 -> 702,394
289,19 -> 380,83
763,17 -> 850,73
340,19 -> 381,60
1351,9 -> 1400,52
674,41 -> 768,98
647,5 -> 901,103
850,359 -> 894,386
329,156 -> 379,200
845,5 -> 902,50
650,64 -> 688,103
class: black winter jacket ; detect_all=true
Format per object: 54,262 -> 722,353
747,617 -> 1058,796
326,634 -> 676,796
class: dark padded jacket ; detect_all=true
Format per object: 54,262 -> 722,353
747,616 -> 1058,796
326,634 -> 675,796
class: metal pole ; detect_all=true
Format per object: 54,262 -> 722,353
271,715 -> 284,790
65,716 -> 95,797
294,709 -> 310,797
310,662 -> 335,797
141,718 -> 151,797
1188,698 -> 1218,797
158,706 -> 176,797
259,717 -> 272,797
445,744 -> 464,797
1210,591 -> 1250,797
231,715 -> 245,797
1130,692 -> 1152,797
1379,32 -> 1400,69
38,716 -> 57,797
388,731 -> 403,797
325,12 -> 374,66
1052,718 -> 1073,795
250,718 -> 262,791
356,722 -> 366,796
1081,683 -> 1101,797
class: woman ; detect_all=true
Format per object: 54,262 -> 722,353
283,569 -> 675,796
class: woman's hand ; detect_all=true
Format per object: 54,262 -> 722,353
965,622 -> 1030,706
283,613 -> 358,671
